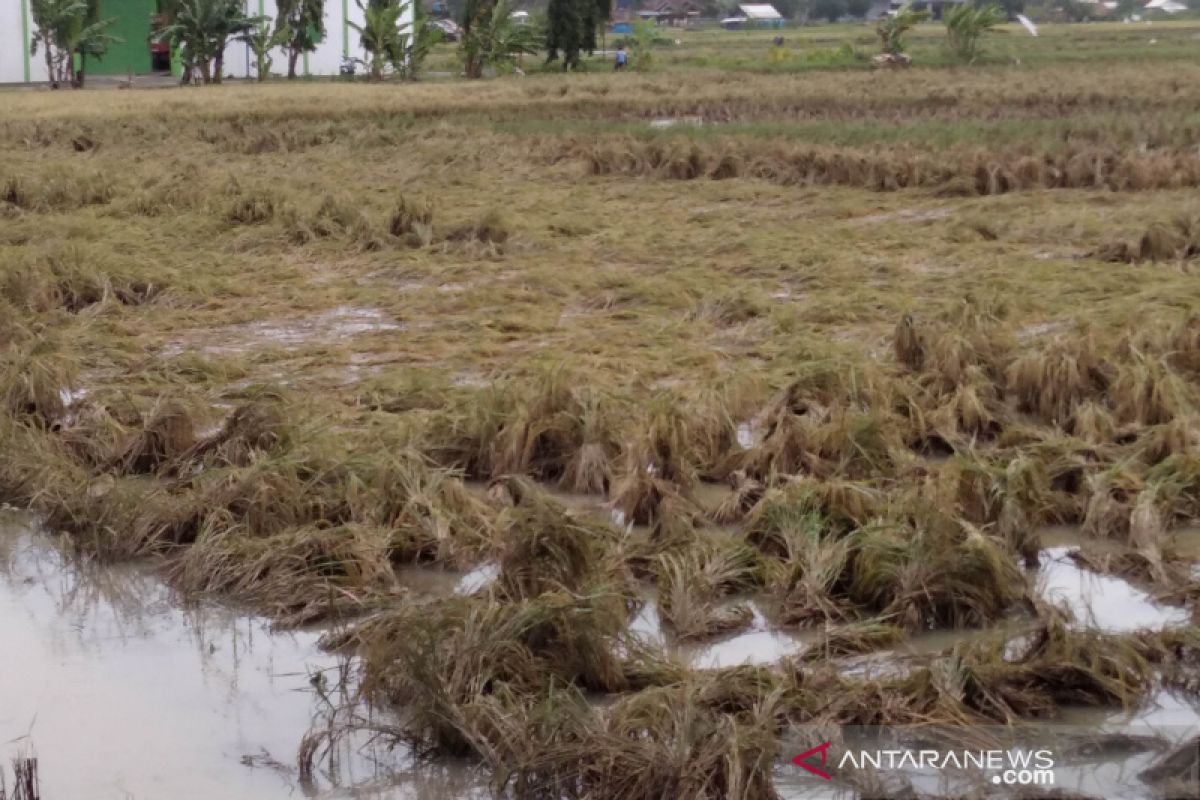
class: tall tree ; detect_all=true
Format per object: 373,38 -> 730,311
546,0 -> 610,70
276,0 -> 326,78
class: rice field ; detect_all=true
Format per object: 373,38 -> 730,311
2,20 -> 1200,800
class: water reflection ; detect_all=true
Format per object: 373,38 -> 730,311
0,511 -> 486,800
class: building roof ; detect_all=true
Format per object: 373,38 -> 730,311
646,0 -> 704,13
738,3 -> 784,18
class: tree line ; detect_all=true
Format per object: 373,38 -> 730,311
29,0 -> 613,87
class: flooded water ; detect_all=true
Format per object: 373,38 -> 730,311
0,512 -> 486,800
677,602 -> 815,669
1034,546 -> 1190,632
394,561 -> 499,597
629,597 -> 812,669
160,306 -> 403,358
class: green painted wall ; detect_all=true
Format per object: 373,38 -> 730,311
91,0 -> 155,75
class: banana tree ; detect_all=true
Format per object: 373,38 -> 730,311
399,12 -> 443,81
876,3 -> 930,57
944,2 -> 1006,63
238,19 -> 284,81
30,0 -> 120,88
460,0 -> 539,79
157,0 -> 262,84
350,0 -> 406,80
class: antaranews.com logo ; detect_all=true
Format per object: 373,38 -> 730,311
793,741 -> 1055,788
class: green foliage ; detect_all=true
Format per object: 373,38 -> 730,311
1057,0 -> 1094,21
845,0 -> 873,17
275,0 -> 326,78
29,0 -> 120,89
349,0 -> 440,81
460,0 -> 540,78
157,0 -> 262,84
630,20 -> 659,72
238,20 -> 283,81
876,3 -> 930,55
812,0 -> 846,22
403,12 -> 445,81
546,0 -> 611,70
351,0 -> 407,80
944,2 -> 1006,62
766,44 -> 795,65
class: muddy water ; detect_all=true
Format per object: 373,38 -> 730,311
0,513 -> 485,800
1035,546 -> 1190,632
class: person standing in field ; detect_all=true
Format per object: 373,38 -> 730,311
615,46 -> 628,71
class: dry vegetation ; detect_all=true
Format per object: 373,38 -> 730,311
3,23 -> 1200,798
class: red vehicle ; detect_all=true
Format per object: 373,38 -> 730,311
150,13 -> 171,71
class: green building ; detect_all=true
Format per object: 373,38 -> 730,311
91,0 -> 157,75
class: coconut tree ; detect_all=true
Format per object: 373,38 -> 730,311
944,2 -> 1006,63
29,0 -> 120,89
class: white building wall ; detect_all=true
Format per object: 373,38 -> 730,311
223,0 -> 410,79
1,0 -> 51,84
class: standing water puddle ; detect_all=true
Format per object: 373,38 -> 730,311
160,306 -> 403,358
677,602 -> 815,669
0,512 -> 486,800
1035,546 -> 1190,632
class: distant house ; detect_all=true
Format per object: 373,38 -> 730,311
1144,0 -> 1187,12
641,0 -> 705,25
740,3 -> 786,26
886,0 -> 968,20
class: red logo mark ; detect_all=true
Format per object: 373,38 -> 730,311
792,741 -> 833,780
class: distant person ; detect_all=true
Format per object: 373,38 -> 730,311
615,46 -> 628,71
